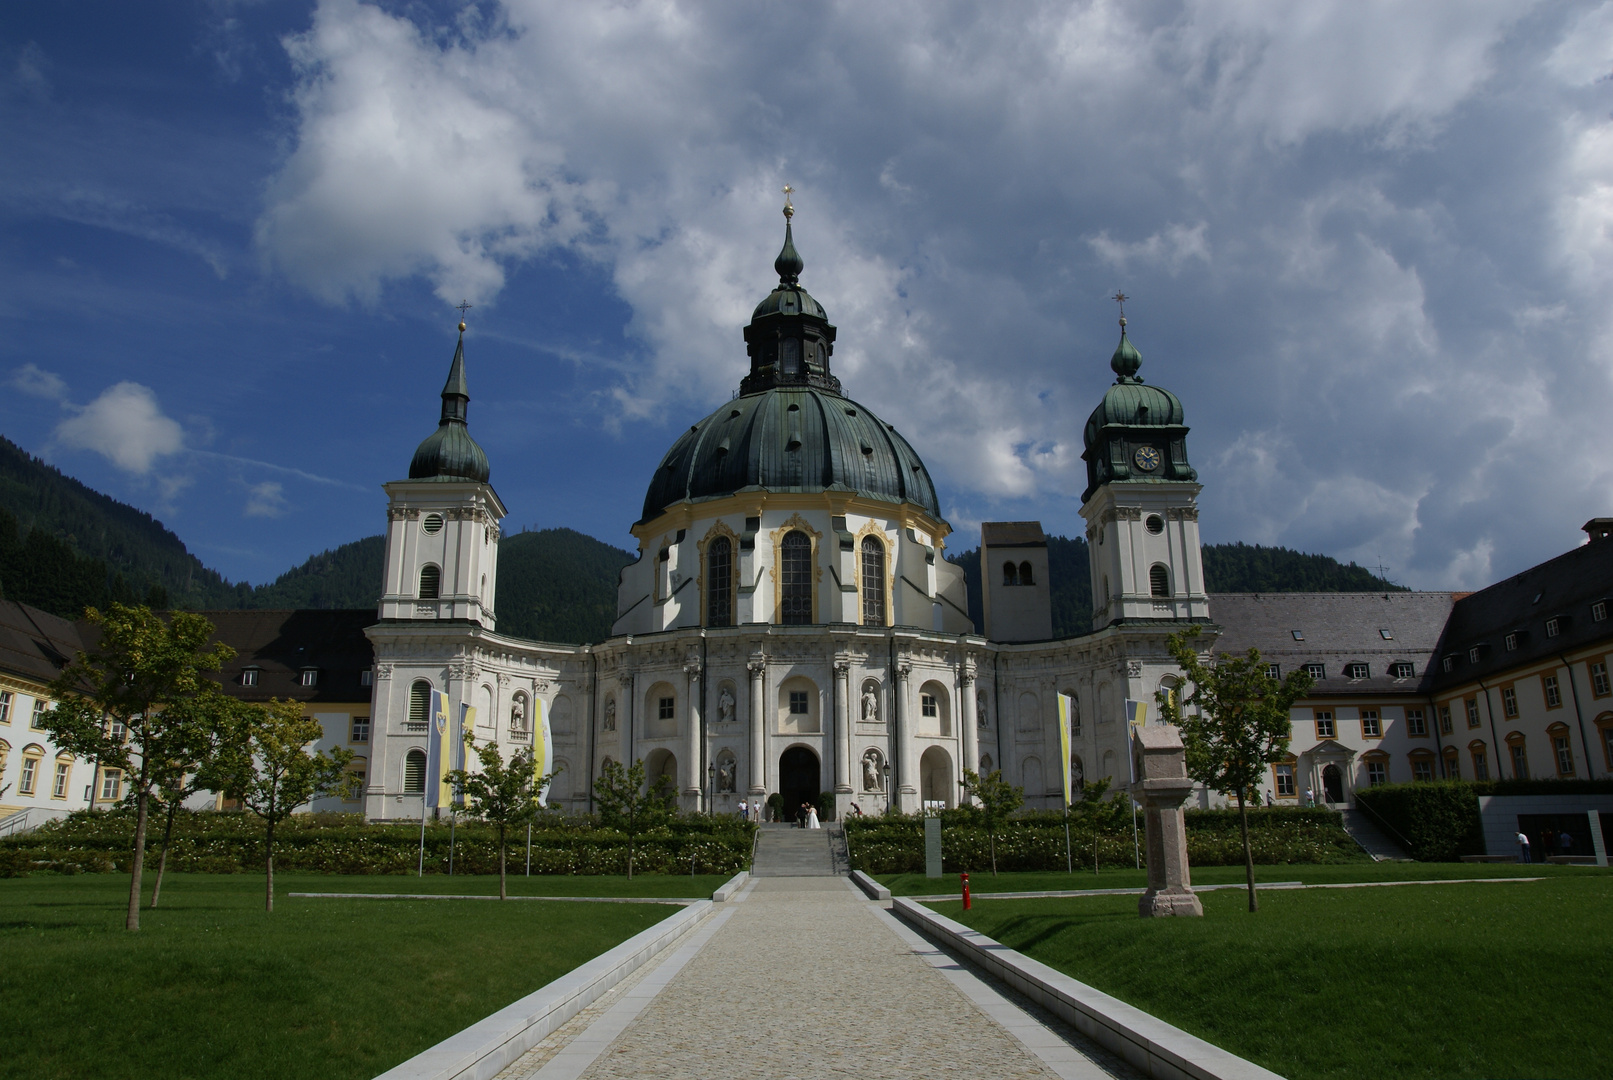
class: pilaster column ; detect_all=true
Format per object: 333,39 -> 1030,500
618,673 -> 635,765
747,657 -> 767,796
833,658 -> 852,794
960,667 -> 979,795
684,660 -> 703,806
896,660 -> 916,810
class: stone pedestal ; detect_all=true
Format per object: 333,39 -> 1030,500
1133,725 -> 1203,918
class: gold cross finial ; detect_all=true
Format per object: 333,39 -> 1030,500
455,299 -> 473,332
782,184 -> 794,221
1112,290 -> 1129,328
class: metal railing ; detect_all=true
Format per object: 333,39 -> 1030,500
1348,796 -> 1415,856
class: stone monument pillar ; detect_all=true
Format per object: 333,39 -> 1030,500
747,657 -> 767,797
1134,725 -> 1203,918
833,658 -> 853,818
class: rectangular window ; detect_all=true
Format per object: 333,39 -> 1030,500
1391,662 -> 1415,678
52,761 -> 69,798
1510,742 -> 1529,779
350,717 -> 370,743
1439,704 -> 1453,734
1505,633 -> 1518,651
30,700 -> 47,728
1554,735 -> 1575,777
1472,749 -> 1489,781
1367,760 -> 1387,786
100,769 -> 122,801
1361,710 -> 1381,737
19,756 -> 38,794
345,768 -> 366,800
921,693 -> 938,718
1274,763 -> 1295,797
1407,708 -> 1426,736
1412,759 -> 1433,783
1546,618 -> 1561,638
1443,656 -> 1454,673
1591,660 -> 1610,697
0,690 -> 10,723
659,696 -> 676,721
1314,710 -> 1335,739
242,669 -> 258,687
1305,663 -> 1326,680
361,669 -> 373,688
1265,664 -> 1280,679
1346,662 -> 1370,679
1465,698 -> 1481,728
300,669 -> 318,687
1444,754 -> 1460,780
788,691 -> 808,715
1501,686 -> 1518,718
1543,674 -> 1562,709
110,717 -> 127,744
1468,647 -> 1481,664
1594,600 -> 1608,623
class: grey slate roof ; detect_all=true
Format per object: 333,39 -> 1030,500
1207,591 -> 1455,697
982,522 -> 1047,547
1428,538 -> 1613,693
200,609 -> 375,704
0,601 -> 85,687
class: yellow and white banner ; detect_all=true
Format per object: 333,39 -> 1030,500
533,698 -> 553,806
1057,694 -> 1073,806
425,690 -> 451,809
1124,698 -> 1147,728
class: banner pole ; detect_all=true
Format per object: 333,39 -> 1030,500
417,794 -> 426,877
526,821 -> 532,877
448,810 -> 456,877
1063,804 -> 1073,874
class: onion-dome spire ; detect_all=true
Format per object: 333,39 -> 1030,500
774,185 -> 803,284
1109,291 -> 1142,382
408,317 -> 491,483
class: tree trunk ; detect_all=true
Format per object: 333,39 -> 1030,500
151,797 -> 179,908
1238,792 -> 1257,912
627,836 -> 635,880
498,823 -> 507,901
989,830 -> 997,875
127,788 -> 150,931
265,818 -> 276,914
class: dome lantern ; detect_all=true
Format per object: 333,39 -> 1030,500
408,323 -> 491,484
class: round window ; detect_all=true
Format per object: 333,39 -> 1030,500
422,513 -> 444,534
1145,514 -> 1165,535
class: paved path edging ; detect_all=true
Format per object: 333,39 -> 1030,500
892,898 -> 1284,1080
712,871 -> 748,901
374,900 -> 712,1080
850,870 -> 890,900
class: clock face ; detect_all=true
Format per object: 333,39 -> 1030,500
1133,445 -> 1162,472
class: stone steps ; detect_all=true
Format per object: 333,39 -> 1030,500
752,825 -> 838,877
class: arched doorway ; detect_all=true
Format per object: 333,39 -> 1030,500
920,746 -> 954,811
645,748 -> 678,794
778,746 -> 820,822
1322,763 -> 1344,804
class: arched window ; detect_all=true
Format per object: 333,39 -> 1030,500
1019,561 -> 1034,585
779,530 -> 812,625
418,564 -> 441,600
861,536 -> 886,625
1002,561 -> 1018,586
409,681 -> 432,730
707,536 -> 733,627
1149,564 -> 1170,598
403,749 -> 427,793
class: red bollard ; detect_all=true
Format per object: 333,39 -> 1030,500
961,872 -> 971,910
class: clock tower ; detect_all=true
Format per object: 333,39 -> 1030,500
1079,316 -> 1209,630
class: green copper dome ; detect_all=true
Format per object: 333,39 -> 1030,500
409,330 -> 491,484
1080,328 -> 1196,502
640,218 -> 940,524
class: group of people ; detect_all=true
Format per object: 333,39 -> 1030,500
732,798 -> 824,827
1516,827 -> 1577,863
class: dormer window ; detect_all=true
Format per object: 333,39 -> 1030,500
1304,663 -> 1326,679
1391,662 -> 1415,679
300,669 -> 318,688
1545,618 -> 1561,638
1505,632 -> 1518,651
242,668 -> 259,687
1443,656 -> 1455,672
1468,647 -> 1481,664
1594,601 -> 1608,622
1345,663 -> 1370,680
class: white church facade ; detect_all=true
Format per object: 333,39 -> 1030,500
360,212 -> 1210,822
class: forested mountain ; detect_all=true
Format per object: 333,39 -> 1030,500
950,536 -> 1402,637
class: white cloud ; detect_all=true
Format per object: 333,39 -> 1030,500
10,364 -> 67,401
55,382 -> 185,474
1087,223 -> 1210,274
243,480 -> 288,518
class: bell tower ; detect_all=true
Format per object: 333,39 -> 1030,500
378,319 -> 504,628
1079,302 -> 1209,630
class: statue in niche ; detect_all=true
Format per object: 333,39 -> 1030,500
862,749 -> 885,791
861,684 -> 879,722
1071,756 -> 1085,793
510,699 -> 526,731
718,685 -> 736,724
977,690 -> 988,727
602,696 -> 616,732
716,756 -> 737,793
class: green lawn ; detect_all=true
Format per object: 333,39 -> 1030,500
882,860 -> 1603,895
0,874 -> 680,1080
937,876 -> 1613,1080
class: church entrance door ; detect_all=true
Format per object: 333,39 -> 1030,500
1322,763 -> 1344,804
778,746 -> 821,823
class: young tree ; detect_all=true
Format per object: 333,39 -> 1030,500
216,699 -> 353,912
146,691 -> 238,908
1157,625 -> 1314,912
44,604 -> 234,931
448,734 -> 561,900
960,768 -> 1023,875
592,758 -> 677,879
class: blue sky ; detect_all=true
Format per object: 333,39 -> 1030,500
2,1 -> 1612,590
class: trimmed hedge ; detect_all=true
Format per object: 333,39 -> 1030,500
842,806 -> 1363,874
1355,778 -> 1613,862
0,809 -> 755,877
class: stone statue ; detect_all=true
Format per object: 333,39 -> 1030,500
977,690 -> 988,727
718,685 -> 736,723
1071,756 -> 1084,792
717,757 -> 736,793
603,697 -> 616,732
862,750 -> 885,791
510,700 -> 526,730
861,684 -> 879,722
